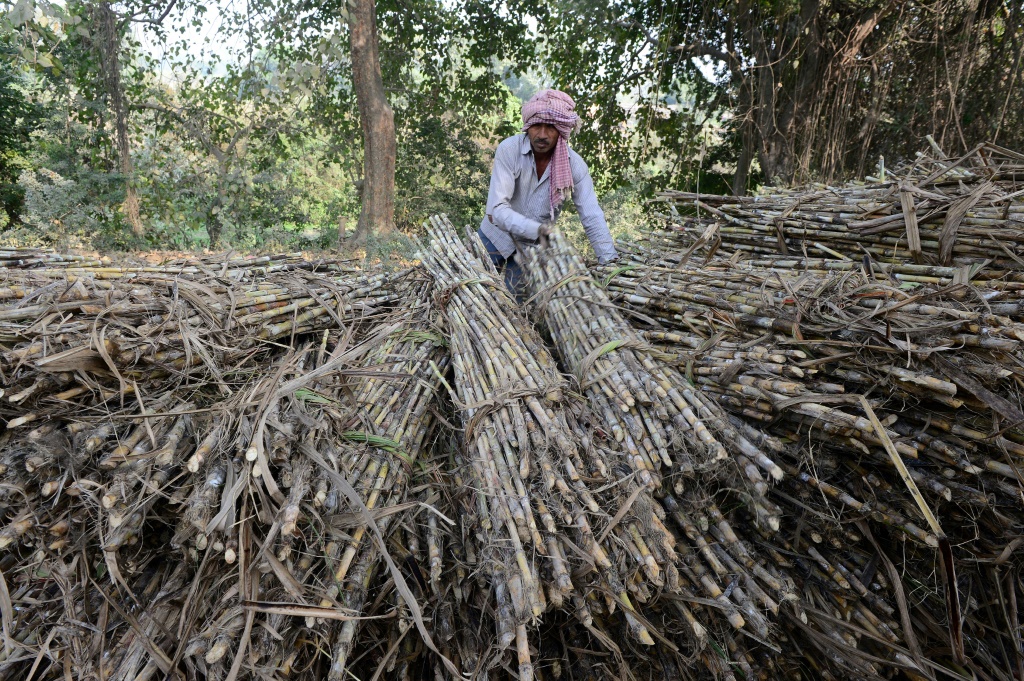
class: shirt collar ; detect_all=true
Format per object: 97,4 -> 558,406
519,133 -> 532,155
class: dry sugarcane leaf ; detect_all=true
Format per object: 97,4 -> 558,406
33,344 -> 107,373
89,571 -> 179,678
899,186 -> 923,263
938,181 -> 994,265
597,484 -> 646,545
856,395 -> 964,663
240,602 -> 378,621
853,544 -> 934,673
93,323 -> 127,403
263,551 -> 307,601
939,538 -> 965,665
931,355 -> 1024,430
983,142 -> 1024,163
272,321 -> 404,400
0,566 -> 13,656
225,498 -> 256,681
917,143 -> 986,185
328,501 -> 420,529
302,444 -> 464,679
24,626 -> 58,681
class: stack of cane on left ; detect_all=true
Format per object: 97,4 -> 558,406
0,256 -> 457,680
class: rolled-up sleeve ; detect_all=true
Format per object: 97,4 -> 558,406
571,158 -> 617,263
487,141 -> 541,242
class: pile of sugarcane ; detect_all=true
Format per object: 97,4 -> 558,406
0,246 -> 109,269
419,217 -> 950,680
594,248 -> 1024,508
0,266 -> 406,421
649,142 -> 1024,268
586,212 -> 1024,675
0,259 -> 464,680
5,194 -> 1024,681
420,215 -> 683,678
515,229 -> 954,679
0,247 -> 357,278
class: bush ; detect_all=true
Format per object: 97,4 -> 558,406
558,182 -> 648,260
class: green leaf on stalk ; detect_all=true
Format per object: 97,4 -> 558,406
600,265 -> 639,288
8,0 -> 33,27
294,388 -> 339,405
341,431 -> 422,471
594,339 -> 626,358
399,330 -> 447,346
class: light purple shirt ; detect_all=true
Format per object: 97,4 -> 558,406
479,134 -> 618,263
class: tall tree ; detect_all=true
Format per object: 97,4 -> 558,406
347,0 -> 395,238
260,0 -> 538,236
92,1 -> 143,234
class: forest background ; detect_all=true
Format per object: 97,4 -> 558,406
1,0 -> 1022,260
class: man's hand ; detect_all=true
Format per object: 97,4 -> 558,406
538,222 -> 552,249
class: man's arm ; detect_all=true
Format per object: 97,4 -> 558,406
571,158 -> 618,263
487,140 -> 541,242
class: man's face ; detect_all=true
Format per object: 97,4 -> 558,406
527,123 -> 558,156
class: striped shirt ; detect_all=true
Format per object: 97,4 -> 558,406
479,134 -> 618,263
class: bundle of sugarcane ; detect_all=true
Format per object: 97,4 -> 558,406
421,218 -> 856,679
648,143 -> 1024,268
175,309 -> 452,681
0,246 -> 109,269
0,296 -> 451,680
519,229 -> 785,527
0,266 -> 413,425
421,214 -> 689,680
0,248 -> 340,277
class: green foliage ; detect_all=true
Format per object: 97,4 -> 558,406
542,0 -> 1024,188
0,36 -> 45,223
394,116 -> 491,232
260,0 -> 538,234
558,183 -> 649,260
540,0 -> 724,192
4,0 -> 1018,255
9,113 -> 130,249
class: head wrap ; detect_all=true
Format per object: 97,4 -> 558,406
521,89 -> 583,218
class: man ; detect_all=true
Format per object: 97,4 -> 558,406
478,89 -> 618,298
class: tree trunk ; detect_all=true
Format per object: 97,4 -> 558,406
348,0 -> 396,239
95,1 -> 143,236
207,178 -> 227,246
732,116 -> 755,196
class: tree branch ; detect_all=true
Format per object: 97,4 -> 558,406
673,42 -> 744,79
123,0 -> 180,27
134,101 -> 226,163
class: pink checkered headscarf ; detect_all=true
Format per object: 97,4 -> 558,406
522,89 -> 583,218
